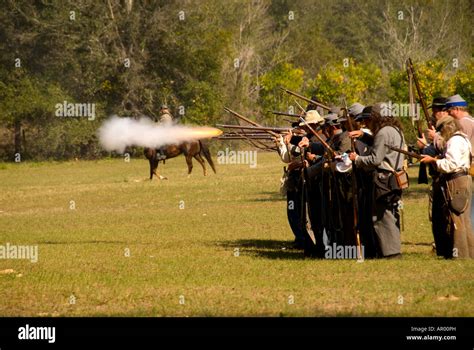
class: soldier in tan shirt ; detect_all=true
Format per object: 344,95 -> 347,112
446,94 -> 474,226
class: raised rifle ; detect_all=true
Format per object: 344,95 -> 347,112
298,117 -> 338,158
406,58 -> 430,183
280,87 -> 332,112
223,107 -> 280,151
224,107 -> 279,138
406,58 -> 432,129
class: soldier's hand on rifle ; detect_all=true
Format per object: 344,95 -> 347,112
420,155 -> 436,164
298,137 -> 309,148
283,132 -> 292,144
426,126 -> 436,141
417,134 -> 427,149
306,152 -> 316,162
273,135 -> 282,145
349,152 -> 358,161
348,130 -> 363,139
288,159 -> 303,171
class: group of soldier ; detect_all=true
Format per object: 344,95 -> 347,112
274,94 -> 474,259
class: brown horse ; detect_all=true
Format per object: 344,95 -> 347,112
144,140 -> 216,180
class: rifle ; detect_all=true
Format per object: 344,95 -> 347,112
270,111 -> 303,118
218,132 -> 274,140
300,147 -> 317,245
385,144 -> 424,160
221,131 -> 270,136
218,136 -> 274,140
342,99 -> 363,260
280,87 -> 332,111
223,107 -> 281,151
216,124 -> 292,133
406,58 -> 432,129
224,107 -> 279,136
406,64 -> 422,137
406,58 -> 429,183
298,117 -> 337,158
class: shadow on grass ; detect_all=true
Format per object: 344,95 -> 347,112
216,239 -> 305,260
402,241 -> 433,247
216,239 -> 435,261
38,240 -> 126,245
248,191 -> 285,202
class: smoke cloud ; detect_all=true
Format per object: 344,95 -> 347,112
98,116 -> 220,153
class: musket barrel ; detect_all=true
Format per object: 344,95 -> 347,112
280,88 -> 332,111
224,107 -> 279,137
385,144 -> 423,160
270,111 -> 303,118
218,136 -> 273,140
216,124 -> 292,132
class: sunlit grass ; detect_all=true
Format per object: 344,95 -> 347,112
0,153 -> 472,316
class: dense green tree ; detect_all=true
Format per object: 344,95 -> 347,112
0,0 -> 472,160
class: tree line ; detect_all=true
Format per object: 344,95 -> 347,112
0,0 -> 472,160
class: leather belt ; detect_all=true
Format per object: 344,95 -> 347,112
442,169 -> 468,181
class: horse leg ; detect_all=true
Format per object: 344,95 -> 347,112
155,160 -> 168,180
185,155 -> 193,177
155,159 -> 167,180
149,158 -> 156,180
194,153 -> 207,176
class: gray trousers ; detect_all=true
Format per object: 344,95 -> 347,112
373,200 -> 401,257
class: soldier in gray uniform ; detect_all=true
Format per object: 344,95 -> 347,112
349,103 -> 406,258
158,104 -> 174,125
155,105 -> 174,161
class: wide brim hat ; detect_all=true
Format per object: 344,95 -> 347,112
428,97 -> 448,109
354,106 -> 372,121
348,103 -> 365,117
299,110 -> 324,126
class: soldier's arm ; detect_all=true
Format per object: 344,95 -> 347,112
339,134 -> 352,154
306,158 -> 324,180
420,143 -> 438,157
359,130 -> 374,146
309,141 -> 325,156
276,136 -> 291,163
435,136 -> 469,173
355,129 -> 387,168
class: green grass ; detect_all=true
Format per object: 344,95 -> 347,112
0,154 -> 472,317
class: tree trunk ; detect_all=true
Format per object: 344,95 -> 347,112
14,119 -> 21,155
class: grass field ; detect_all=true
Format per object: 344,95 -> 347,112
0,152 -> 473,317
